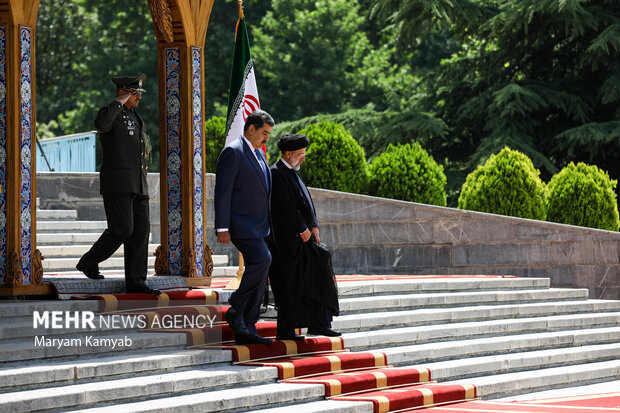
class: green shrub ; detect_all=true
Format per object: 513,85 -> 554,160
458,147 -> 547,220
547,162 -> 619,231
298,121 -> 369,194
369,143 -> 447,206
205,116 -> 226,173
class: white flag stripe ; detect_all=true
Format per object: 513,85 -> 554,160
225,65 -> 260,146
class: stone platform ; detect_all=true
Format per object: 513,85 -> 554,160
0,275 -> 619,412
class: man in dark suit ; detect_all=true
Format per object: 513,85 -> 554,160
269,134 -> 340,341
76,73 -> 159,295
215,110 -> 275,345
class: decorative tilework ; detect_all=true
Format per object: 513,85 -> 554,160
0,26 -> 7,284
19,26 -> 32,284
192,47 -> 204,276
165,48 -> 182,275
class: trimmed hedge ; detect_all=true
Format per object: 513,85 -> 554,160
458,147 -> 547,220
547,162 -> 619,231
298,121 -> 369,194
205,116 -> 226,173
369,143 -> 447,206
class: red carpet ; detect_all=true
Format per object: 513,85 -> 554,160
198,336 -> 345,362
74,289 -> 218,312
242,351 -> 389,380
68,278 -> 484,411
519,392 -> 620,408
423,398 -> 620,412
331,382 -> 476,412
287,366 -> 431,396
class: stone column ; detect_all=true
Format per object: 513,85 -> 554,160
148,0 -> 214,283
0,0 -> 44,296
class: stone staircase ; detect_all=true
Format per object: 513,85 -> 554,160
36,205 -> 236,277
0,276 -> 619,412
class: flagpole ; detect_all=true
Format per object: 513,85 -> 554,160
225,0 -> 247,291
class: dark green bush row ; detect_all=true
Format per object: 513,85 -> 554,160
207,116 -> 618,231
458,147 -> 619,231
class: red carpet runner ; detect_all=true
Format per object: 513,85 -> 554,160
71,277 -> 620,411
424,396 -> 620,412
74,288 -> 477,411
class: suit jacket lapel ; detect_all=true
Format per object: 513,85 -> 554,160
241,137 -> 269,193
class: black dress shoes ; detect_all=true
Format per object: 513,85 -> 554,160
76,261 -> 105,280
235,333 -> 273,345
126,285 -> 162,295
307,327 -> 342,337
276,332 -> 306,342
225,308 -> 249,335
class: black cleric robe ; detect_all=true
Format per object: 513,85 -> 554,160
268,159 -> 339,328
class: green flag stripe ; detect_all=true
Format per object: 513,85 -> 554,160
225,17 -> 252,137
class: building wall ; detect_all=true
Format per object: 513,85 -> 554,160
37,172 -> 620,299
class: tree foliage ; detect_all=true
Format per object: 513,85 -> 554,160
547,162 -> 620,231
36,0 -> 160,169
376,0 -> 620,202
204,116 -> 226,173
203,0 -> 271,118
253,0 -> 414,121
458,147 -> 548,220
369,143 -> 447,206
267,108 -> 448,164
297,122 -> 369,194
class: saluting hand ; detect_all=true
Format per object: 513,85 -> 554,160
116,93 -> 132,105
300,228 -> 311,243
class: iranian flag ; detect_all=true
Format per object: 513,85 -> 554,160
225,8 -> 260,147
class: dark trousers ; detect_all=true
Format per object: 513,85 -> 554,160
229,238 -> 271,335
79,193 -> 150,290
277,298 -> 333,335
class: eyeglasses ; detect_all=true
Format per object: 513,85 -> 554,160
123,89 -> 143,96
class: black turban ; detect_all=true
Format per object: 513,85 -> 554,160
277,134 -> 309,152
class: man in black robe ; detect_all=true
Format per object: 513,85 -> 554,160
268,134 -> 340,341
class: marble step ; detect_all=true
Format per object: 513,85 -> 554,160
69,382 -> 324,413
336,277 -> 550,297
256,360 -> 620,413
408,342 -> 620,382
333,299 -> 620,331
47,265 -> 237,278
36,209 -> 78,220
464,359 -> 620,399
38,244 -> 157,258
0,364 -> 280,413
381,326 -> 620,366
43,256 -> 157,271
211,266 -> 241,277
37,220 -> 107,233
0,300 -> 99,318
255,400 -> 373,413
37,232 -> 151,245
1,311 -> 156,342
0,330 -> 188,364
342,311 -> 620,350
0,349 -> 232,391
327,277 -> 550,299
38,245 -> 228,266
338,288 -> 589,314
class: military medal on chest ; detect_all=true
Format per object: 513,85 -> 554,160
122,114 -> 137,135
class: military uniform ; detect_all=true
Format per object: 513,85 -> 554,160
77,74 -> 158,295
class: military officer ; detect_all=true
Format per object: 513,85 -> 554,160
76,73 -> 160,295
